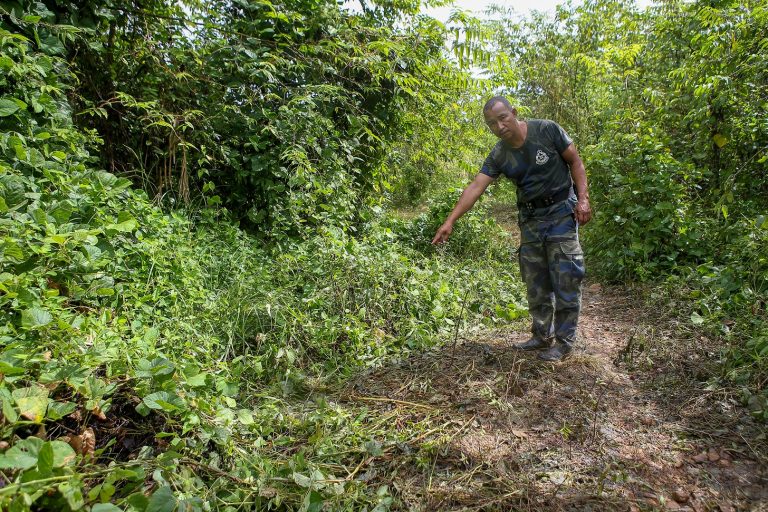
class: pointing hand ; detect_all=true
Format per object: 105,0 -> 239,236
432,222 -> 453,245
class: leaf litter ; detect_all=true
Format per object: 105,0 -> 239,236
318,284 -> 768,511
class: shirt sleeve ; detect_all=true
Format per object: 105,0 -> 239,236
547,121 -> 573,153
479,144 -> 502,179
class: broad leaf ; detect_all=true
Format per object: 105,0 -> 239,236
142,391 -> 186,412
12,386 -> 49,422
92,505 -> 123,512
712,133 -> 728,148
21,308 -> 53,329
237,409 -> 255,425
37,441 -> 54,474
146,485 -> 177,512
0,437 -> 43,470
51,440 -> 77,467
0,99 -> 20,117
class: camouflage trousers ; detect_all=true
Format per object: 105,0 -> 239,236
518,214 -> 585,346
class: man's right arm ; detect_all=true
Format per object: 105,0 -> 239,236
431,173 -> 495,245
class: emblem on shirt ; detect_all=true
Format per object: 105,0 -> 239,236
535,150 -> 549,165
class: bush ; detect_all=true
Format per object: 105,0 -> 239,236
385,187 -> 512,260
0,158 -> 527,509
582,128 -> 710,280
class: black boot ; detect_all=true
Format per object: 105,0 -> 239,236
513,337 -> 550,351
538,342 -> 572,362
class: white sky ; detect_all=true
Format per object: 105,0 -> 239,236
345,0 -> 654,22
424,0 -> 560,20
422,0 -> 655,20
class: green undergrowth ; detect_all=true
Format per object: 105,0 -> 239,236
656,225 -> 768,421
0,164 -> 525,509
0,13 -> 525,509
581,121 -> 768,421
587,210 -> 768,421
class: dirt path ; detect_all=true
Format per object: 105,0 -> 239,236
342,285 -> 768,511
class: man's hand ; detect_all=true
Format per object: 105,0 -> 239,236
562,144 -> 591,226
432,221 -> 454,245
575,198 -> 592,225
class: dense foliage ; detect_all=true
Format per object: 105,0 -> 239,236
0,0 -> 524,509
461,0 -> 768,416
1,0 -> 767,509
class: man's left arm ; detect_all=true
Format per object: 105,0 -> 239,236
561,144 -> 592,225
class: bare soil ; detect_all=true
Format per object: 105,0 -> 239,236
341,284 -> 768,511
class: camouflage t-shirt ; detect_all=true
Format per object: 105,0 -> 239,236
480,119 -> 577,222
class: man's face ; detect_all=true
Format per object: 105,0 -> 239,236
484,102 -> 519,142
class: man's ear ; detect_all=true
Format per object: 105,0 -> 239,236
511,107 -> 518,117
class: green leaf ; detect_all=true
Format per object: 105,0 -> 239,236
136,357 -> 175,381
0,99 -> 20,117
135,402 -> 151,416
0,240 -> 23,262
142,391 -> 186,412
1,394 -> 18,423
690,311 -> 705,325
185,373 -> 208,387
47,401 -> 77,420
0,56 -> 13,70
12,386 -> 49,422
237,409 -> 255,425
98,482 -> 116,501
146,485 -> 177,512
112,465 -> 145,481
92,504 -> 123,512
712,133 -> 728,148
144,327 -> 160,343
50,201 -> 74,224
37,442 -> 54,474
59,481 -> 85,510
126,492 -> 150,510
51,440 -> 76,467
293,472 -> 313,488
1,175 -> 27,207
302,490 -> 325,512
21,307 -> 53,329
38,34 -> 65,55
0,437 -> 43,470
106,219 -> 137,232
108,212 -> 138,233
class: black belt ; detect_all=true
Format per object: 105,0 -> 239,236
522,187 -> 572,211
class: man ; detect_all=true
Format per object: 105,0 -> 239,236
432,96 -> 592,362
